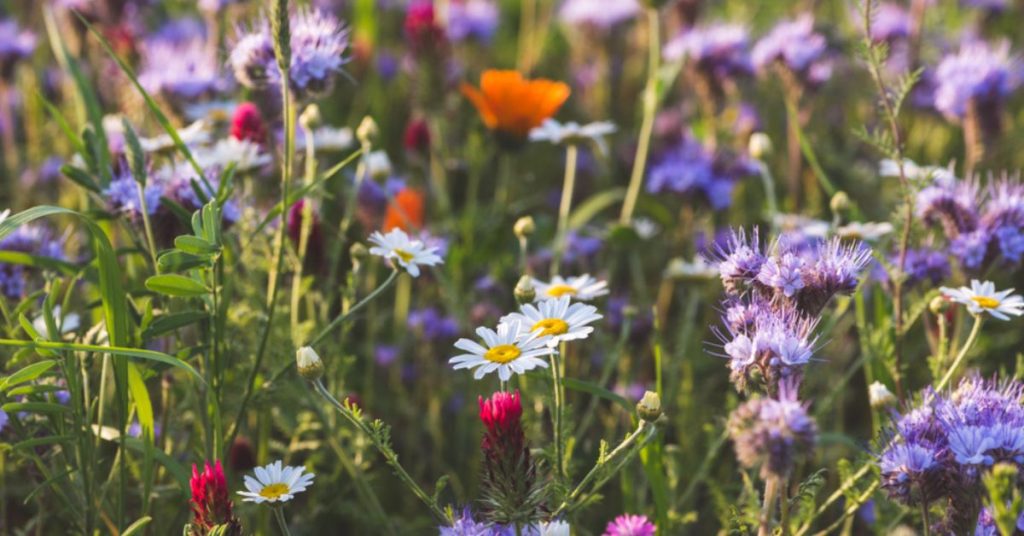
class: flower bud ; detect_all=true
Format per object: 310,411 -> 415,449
868,381 -> 896,409
299,104 -> 322,130
296,346 -> 324,381
356,116 -> 379,145
748,132 -> 772,160
514,275 -> 536,305
366,150 -> 392,179
929,295 -> 950,315
513,216 -> 535,239
830,191 -> 850,214
636,391 -> 662,421
350,242 -> 369,261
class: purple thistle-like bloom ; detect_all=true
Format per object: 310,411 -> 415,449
728,381 -> 817,480
950,230 -> 990,270
559,0 -> 640,30
104,170 -> 165,221
894,247 -> 952,287
374,345 -> 400,367
0,224 -> 66,299
714,228 -> 766,295
960,0 -> 1009,12
865,3 -> 911,43
717,297 -> 818,391
139,34 -> 228,102
915,175 -> 980,235
646,137 -> 755,211
752,15 -> 833,86
602,514 -> 656,536
663,23 -> 752,84
0,19 -> 36,79
230,9 -> 350,100
932,41 -> 1020,121
756,252 -> 805,298
438,507 -> 494,536
447,0 -> 500,43
408,307 -> 459,342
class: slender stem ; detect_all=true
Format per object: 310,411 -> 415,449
758,160 -> 779,231
936,314 -> 983,391
550,348 -> 565,481
619,7 -> 660,224
552,144 -> 578,275
552,421 -> 655,517
920,503 -> 932,536
312,380 -> 448,520
135,186 -> 159,271
290,121 -> 318,342
272,506 -> 292,536
759,477 -> 779,536
309,269 -> 399,347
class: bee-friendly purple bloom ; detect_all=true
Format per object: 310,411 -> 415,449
752,15 -> 833,86
0,19 -> 36,79
0,224 -> 66,299
139,34 -> 229,103
727,380 -> 817,480
663,23 -> 753,85
932,41 -> 1020,122
646,138 -> 755,211
104,169 -> 165,221
446,0 -> 499,43
559,0 -> 639,31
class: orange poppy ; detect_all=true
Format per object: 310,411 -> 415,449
383,187 -> 425,232
461,70 -> 571,139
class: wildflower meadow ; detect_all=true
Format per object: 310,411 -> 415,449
3,0 -> 1024,534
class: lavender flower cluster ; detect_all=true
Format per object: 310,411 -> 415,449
0,224 -> 65,299
878,377 -> 1024,533
711,228 -> 871,392
727,381 -> 817,480
916,173 -> 1024,271
646,137 -> 757,211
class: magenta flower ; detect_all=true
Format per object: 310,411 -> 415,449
603,514 -> 656,536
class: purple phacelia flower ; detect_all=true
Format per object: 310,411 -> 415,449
559,0 -> 640,31
407,307 -> 459,342
447,0 -> 499,43
0,19 -> 36,79
663,23 -> 752,85
139,34 -> 228,103
932,41 -> 1020,122
374,345 -> 399,367
438,507 -> 493,536
104,169 -> 165,221
646,137 -> 754,211
713,228 -> 766,295
727,380 -> 817,480
0,224 -> 67,299
757,252 -> 806,298
864,3 -> 912,43
915,175 -> 980,235
752,15 -> 833,86
950,229 -> 990,270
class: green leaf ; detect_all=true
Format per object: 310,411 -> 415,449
174,235 -> 219,255
145,274 -> 209,297
1,402 -> 71,414
157,250 -> 212,272
122,517 -> 153,536
127,364 -> 155,441
0,339 -> 204,384
13,435 -> 75,451
122,119 -> 147,186
0,360 -> 58,392
0,251 -> 80,275
142,311 -> 208,339
59,164 -> 101,193
119,437 -> 191,491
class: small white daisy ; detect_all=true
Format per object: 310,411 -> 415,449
532,274 -> 609,301
237,460 -> 315,504
367,228 -> 444,277
183,100 -> 238,122
529,119 -> 616,153
879,158 -> 957,184
836,221 -> 894,241
449,321 -> 554,381
295,125 -> 354,152
193,137 -> 272,172
501,295 -> 602,347
664,256 -> 718,280
536,520 -> 571,536
139,120 -> 211,153
941,280 -> 1024,320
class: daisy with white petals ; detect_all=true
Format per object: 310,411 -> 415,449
532,274 -> 609,301
449,321 -> 554,380
501,295 -> 602,347
530,119 -> 617,154
237,460 -> 315,504
368,228 -> 443,277
941,280 -> 1024,320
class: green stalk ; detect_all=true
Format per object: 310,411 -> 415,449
936,314 -> 983,391
272,506 -> 293,536
309,269 -> 399,347
619,7 -> 660,224
551,143 -> 578,275
290,119 -> 319,343
550,348 -> 566,481
312,380 -> 447,520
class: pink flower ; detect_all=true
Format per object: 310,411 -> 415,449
603,514 -> 657,536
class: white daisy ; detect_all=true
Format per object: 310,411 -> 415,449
532,274 -> 609,301
139,120 -> 211,153
879,158 -> 957,184
664,256 -> 718,280
536,520 -> 571,536
529,119 -> 616,153
183,100 -> 238,122
941,280 -> 1024,320
237,460 -> 315,504
367,228 -> 443,277
449,321 -> 554,381
501,295 -> 602,347
193,137 -> 272,172
296,125 -> 354,152
773,214 -> 829,239
836,221 -> 894,241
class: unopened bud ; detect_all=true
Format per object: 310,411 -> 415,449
514,275 -> 536,305
830,192 -> 851,214
356,116 -> 379,145
366,150 -> 392,179
929,296 -> 949,315
299,104 -> 321,129
296,346 -> 324,381
637,391 -> 662,421
350,242 -> 369,261
748,132 -> 772,160
513,216 -> 535,239
868,381 -> 896,409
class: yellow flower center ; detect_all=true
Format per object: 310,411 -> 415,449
971,296 -> 1000,309
484,344 -> 521,364
393,248 -> 415,263
531,318 -> 569,337
545,284 -> 578,297
259,483 -> 290,500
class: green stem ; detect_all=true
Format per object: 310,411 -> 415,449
552,420 -> 655,517
550,348 -> 565,481
619,7 -> 660,224
759,476 -> 779,536
551,144 -> 578,275
272,506 -> 293,536
290,121 -> 318,343
935,314 -> 983,391
920,503 -> 932,536
309,269 -> 399,347
758,160 -> 779,231
312,380 -> 447,520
